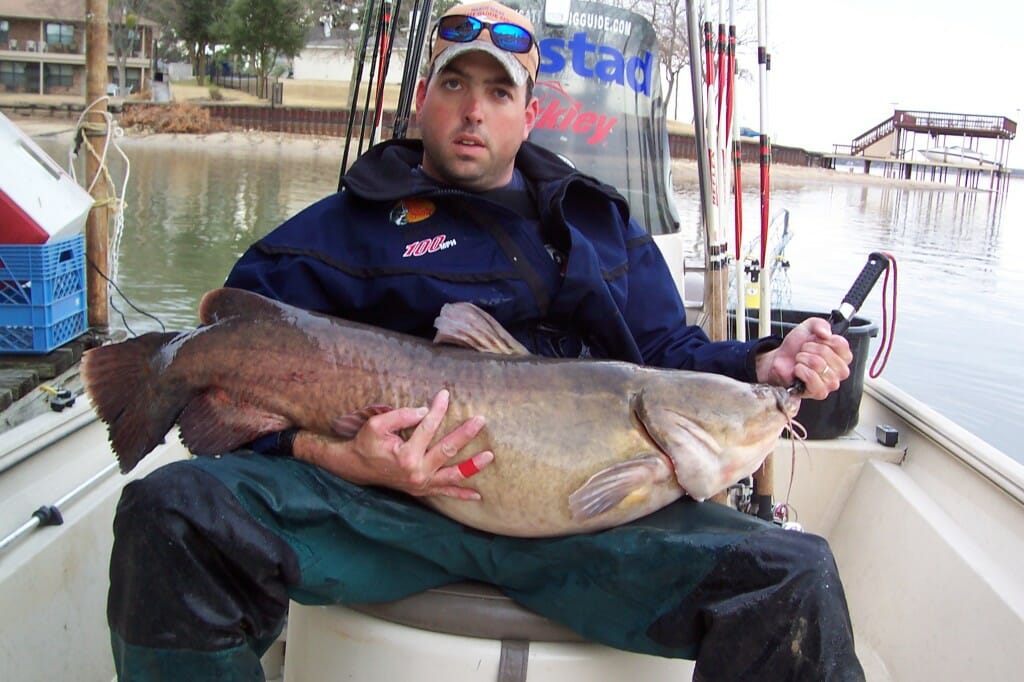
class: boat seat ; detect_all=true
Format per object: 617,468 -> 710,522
283,581 -> 694,681
348,580 -> 586,643
347,582 -> 582,682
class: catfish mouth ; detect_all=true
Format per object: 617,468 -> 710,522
760,384 -> 801,419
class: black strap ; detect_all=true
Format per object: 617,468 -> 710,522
460,202 -> 552,316
497,640 -> 530,682
273,427 -> 300,457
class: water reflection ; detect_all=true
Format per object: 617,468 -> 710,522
36,136 -> 344,330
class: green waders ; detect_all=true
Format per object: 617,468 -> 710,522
109,453 -> 864,681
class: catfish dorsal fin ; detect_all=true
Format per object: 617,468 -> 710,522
199,287 -> 293,325
433,302 -> 530,356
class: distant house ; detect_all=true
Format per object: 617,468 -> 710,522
292,15 -> 405,84
0,0 -> 156,96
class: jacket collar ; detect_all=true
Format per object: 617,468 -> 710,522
341,139 -> 629,218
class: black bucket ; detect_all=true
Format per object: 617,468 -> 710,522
736,310 -> 879,439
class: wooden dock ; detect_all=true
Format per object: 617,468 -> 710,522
820,152 -> 1010,190
0,335 -> 98,429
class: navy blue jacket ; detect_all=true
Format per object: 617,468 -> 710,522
226,139 -> 774,378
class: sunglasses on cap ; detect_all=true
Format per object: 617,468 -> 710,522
435,15 -> 535,54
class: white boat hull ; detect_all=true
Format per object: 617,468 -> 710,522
285,605 -> 695,681
918,146 -> 997,167
0,406 -> 188,681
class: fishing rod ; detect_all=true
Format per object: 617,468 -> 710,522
687,0 -> 714,272
727,0 -> 744,341
702,0 -> 728,341
750,0 -> 773,518
372,0 -> 403,143
339,0 -> 380,186
714,0 -> 732,339
393,0 -> 435,140
751,252 -> 891,522
715,4 -> 727,149
755,0 -> 771,338
355,1 -> 389,154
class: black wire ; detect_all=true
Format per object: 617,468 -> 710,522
87,256 -> 167,335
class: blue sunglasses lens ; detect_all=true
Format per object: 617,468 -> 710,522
437,15 -> 533,54
489,23 -> 533,53
438,16 -> 481,42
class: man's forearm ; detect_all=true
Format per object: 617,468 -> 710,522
292,430 -> 376,486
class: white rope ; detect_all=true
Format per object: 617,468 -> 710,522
69,97 -> 131,287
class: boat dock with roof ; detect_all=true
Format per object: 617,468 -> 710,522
823,109 -> 1017,190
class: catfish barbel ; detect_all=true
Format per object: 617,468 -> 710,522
82,288 -> 799,537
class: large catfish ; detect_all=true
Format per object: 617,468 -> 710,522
82,288 -> 799,537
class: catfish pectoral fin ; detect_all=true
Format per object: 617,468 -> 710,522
178,389 -> 290,455
568,454 -> 675,521
331,404 -> 394,438
635,395 -> 723,501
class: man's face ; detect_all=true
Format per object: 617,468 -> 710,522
415,51 -> 538,191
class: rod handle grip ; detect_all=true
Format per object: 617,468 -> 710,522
831,252 -> 890,333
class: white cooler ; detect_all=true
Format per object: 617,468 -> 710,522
0,112 -> 93,245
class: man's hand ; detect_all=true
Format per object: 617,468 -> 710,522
292,389 -> 494,500
755,318 -> 854,400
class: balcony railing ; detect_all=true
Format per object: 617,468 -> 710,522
2,41 -> 147,60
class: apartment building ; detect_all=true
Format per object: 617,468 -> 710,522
0,0 -> 155,96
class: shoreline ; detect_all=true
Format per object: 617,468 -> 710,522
9,115 -> 992,192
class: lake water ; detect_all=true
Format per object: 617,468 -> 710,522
33,134 -> 1024,466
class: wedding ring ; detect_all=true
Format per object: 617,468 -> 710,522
820,365 -> 832,377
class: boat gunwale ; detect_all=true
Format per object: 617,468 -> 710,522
0,401 -> 98,475
864,377 -> 1024,504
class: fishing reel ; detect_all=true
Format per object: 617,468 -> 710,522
725,476 -> 753,512
725,476 -> 803,531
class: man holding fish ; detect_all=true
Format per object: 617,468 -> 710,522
104,2 -> 863,679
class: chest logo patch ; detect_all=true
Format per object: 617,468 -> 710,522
390,199 -> 435,226
403,234 -> 458,258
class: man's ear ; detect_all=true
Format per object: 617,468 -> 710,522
414,77 -> 428,123
523,95 -> 539,140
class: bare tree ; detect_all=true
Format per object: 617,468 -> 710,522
623,0 -> 755,121
107,1 -> 149,94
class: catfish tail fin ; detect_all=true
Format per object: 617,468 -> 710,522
81,332 -> 189,473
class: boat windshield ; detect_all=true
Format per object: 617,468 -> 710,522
517,0 -> 679,236
402,0 -> 679,236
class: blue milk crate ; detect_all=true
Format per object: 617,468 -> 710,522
0,234 -> 88,353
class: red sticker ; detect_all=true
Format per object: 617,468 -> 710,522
457,458 -> 480,478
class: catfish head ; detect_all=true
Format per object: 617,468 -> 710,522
634,371 -> 799,500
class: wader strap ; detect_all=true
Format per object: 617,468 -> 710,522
498,640 -> 530,682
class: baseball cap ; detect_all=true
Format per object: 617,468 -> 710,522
428,2 -> 540,87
